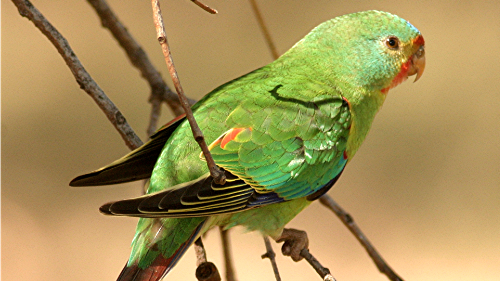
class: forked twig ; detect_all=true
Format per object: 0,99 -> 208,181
261,236 -> 281,281
151,0 -> 226,185
319,195 -> 404,281
12,0 -> 143,150
86,0 -> 196,136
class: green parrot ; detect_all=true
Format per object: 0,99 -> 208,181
71,10 -> 425,280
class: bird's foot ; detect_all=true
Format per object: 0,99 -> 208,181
275,228 -> 309,262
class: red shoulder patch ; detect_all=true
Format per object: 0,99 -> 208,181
220,128 -> 251,149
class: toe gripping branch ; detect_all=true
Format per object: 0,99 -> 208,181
271,228 -> 336,281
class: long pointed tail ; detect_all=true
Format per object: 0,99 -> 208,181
117,218 -> 205,281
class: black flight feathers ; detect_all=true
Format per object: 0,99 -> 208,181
69,117 -> 185,187
99,169 -> 285,218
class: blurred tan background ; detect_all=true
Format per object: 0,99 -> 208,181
3,1 -> 500,280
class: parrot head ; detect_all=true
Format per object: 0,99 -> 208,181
284,10 -> 426,93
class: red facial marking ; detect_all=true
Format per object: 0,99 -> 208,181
343,151 -> 348,160
413,35 -> 425,46
381,59 -> 412,94
220,128 -> 251,149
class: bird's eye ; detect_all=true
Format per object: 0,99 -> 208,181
385,37 -> 400,49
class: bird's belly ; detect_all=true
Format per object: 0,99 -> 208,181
209,197 -> 311,239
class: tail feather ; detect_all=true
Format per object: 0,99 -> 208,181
117,260 -> 166,281
116,254 -> 174,281
117,220 -> 205,281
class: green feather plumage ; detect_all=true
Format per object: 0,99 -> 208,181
70,10 -> 424,280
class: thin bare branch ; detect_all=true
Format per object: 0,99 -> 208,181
151,0 -> 226,185
300,249 -> 336,281
194,238 -> 221,281
147,96 -> 164,137
194,238 -> 208,266
248,0 -> 279,60
319,195 -> 404,281
261,236 -> 281,281
12,0 -> 142,150
191,0 -> 218,14
86,0 -> 197,136
220,228 -> 237,281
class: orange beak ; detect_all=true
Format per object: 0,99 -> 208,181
408,44 -> 425,82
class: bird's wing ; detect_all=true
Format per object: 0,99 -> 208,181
100,90 -> 351,218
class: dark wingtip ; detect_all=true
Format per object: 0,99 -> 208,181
69,170 -> 147,187
69,174 -> 93,187
69,170 -> 113,187
99,196 -> 159,217
69,167 -> 153,187
99,202 -> 114,215
71,115 -> 186,188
